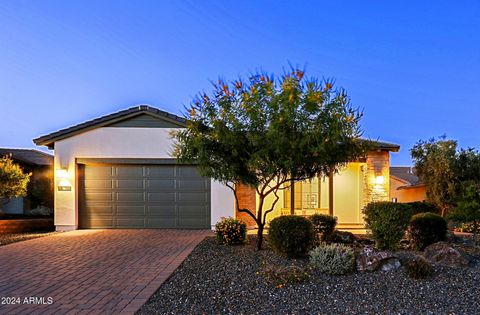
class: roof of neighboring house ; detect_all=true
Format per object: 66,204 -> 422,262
390,166 -> 423,186
0,148 -> 53,166
33,105 -> 400,152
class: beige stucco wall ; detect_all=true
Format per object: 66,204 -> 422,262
390,177 -> 426,202
53,127 -> 234,230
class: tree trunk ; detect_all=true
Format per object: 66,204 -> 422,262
256,223 -> 264,251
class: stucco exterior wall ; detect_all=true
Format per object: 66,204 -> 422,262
390,177 -> 427,202
53,127 -> 234,230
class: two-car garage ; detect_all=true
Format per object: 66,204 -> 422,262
78,163 -> 211,229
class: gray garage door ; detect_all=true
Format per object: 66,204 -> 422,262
78,164 -> 211,229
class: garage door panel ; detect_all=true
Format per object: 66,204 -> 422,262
84,192 -> 113,202
116,218 -> 146,228
116,192 -> 145,202
148,192 -> 175,202
177,179 -> 208,190
115,179 -> 145,189
84,166 -> 113,179
146,217 -> 176,228
147,166 -> 175,177
178,192 -> 208,202
115,166 -> 144,178
148,179 -> 175,189
79,163 -> 210,229
84,179 -> 112,189
148,205 -> 176,216
117,205 -> 145,215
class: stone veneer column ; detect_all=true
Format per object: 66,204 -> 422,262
235,183 -> 257,228
364,151 -> 390,204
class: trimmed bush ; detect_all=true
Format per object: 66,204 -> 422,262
404,256 -> 434,279
363,202 -> 417,250
408,212 -> 447,250
405,201 -> 440,214
268,215 -> 315,258
215,217 -> 247,245
310,214 -> 337,241
309,243 -> 355,275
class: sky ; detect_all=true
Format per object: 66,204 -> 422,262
0,1 -> 479,165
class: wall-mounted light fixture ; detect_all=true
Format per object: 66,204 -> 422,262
375,175 -> 385,185
57,168 -> 71,191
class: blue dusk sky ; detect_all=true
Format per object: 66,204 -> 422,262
1,1 -> 479,165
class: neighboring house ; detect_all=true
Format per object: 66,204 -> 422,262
0,148 -> 54,214
390,166 -> 426,203
33,105 -> 399,231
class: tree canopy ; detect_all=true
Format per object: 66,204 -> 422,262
174,68 -> 367,249
0,155 -> 31,209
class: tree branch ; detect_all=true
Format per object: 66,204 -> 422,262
225,182 -> 257,222
263,189 -> 280,223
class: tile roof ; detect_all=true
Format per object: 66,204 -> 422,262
0,148 -> 53,166
390,166 -> 422,185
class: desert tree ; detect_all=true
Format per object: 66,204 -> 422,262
0,155 -> 31,211
174,68 -> 366,250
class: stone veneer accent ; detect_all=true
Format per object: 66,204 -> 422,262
364,150 -> 390,204
235,183 -> 257,227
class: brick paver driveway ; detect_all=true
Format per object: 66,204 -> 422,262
0,229 -> 210,315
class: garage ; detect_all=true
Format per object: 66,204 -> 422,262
78,163 -> 211,229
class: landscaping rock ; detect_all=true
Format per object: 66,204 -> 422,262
424,241 -> 469,267
356,245 -> 401,272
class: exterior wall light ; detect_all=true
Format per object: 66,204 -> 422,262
375,175 -> 385,185
57,168 -> 71,191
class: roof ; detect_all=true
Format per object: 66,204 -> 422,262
390,166 -> 422,186
33,104 -> 400,152
0,148 -> 53,166
33,105 -> 187,148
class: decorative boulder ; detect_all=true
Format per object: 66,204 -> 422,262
423,242 -> 469,267
356,246 -> 401,272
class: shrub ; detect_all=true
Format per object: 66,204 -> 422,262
405,201 -> 440,214
215,217 -> 247,245
363,202 -> 417,250
310,214 -> 337,241
404,256 -> 434,279
326,230 -> 357,244
309,243 -> 355,275
259,263 -> 309,288
408,212 -> 447,250
268,215 -> 314,258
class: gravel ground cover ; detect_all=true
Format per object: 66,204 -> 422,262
138,236 -> 480,315
0,231 -> 57,246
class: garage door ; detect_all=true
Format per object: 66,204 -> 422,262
78,164 -> 211,229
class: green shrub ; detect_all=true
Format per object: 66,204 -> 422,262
215,217 -> 247,245
408,212 -> 447,250
259,263 -> 309,288
310,214 -> 337,241
363,202 -> 418,250
309,243 -> 355,275
268,215 -> 315,258
404,256 -> 434,279
405,201 -> 440,215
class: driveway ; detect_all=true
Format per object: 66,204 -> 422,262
0,229 -> 210,315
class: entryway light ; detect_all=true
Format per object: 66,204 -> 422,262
375,175 -> 384,185
57,168 -> 71,191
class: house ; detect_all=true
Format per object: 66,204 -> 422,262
389,166 -> 426,203
33,105 -> 399,231
0,148 -> 54,214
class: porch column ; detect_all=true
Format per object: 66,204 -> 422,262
328,171 -> 334,216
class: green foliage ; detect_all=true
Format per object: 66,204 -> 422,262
28,176 -> 54,209
215,217 -> 247,245
0,155 -> 31,205
309,243 -> 355,275
259,263 -> 309,288
408,212 -> 447,250
448,181 -> 480,242
411,137 -> 458,214
268,215 -> 315,258
404,256 -> 434,279
363,202 -> 422,250
174,68 -> 367,250
309,214 -> 337,242
405,201 -> 440,214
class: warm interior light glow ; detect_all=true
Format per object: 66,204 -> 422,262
375,175 -> 384,185
56,169 -> 69,179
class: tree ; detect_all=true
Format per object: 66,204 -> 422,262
411,137 -> 458,216
448,181 -> 480,244
174,69 -> 366,250
0,155 -> 31,211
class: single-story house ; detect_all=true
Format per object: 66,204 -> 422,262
0,148 -> 54,214
389,166 -> 426,203
34,105 -> 399,231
